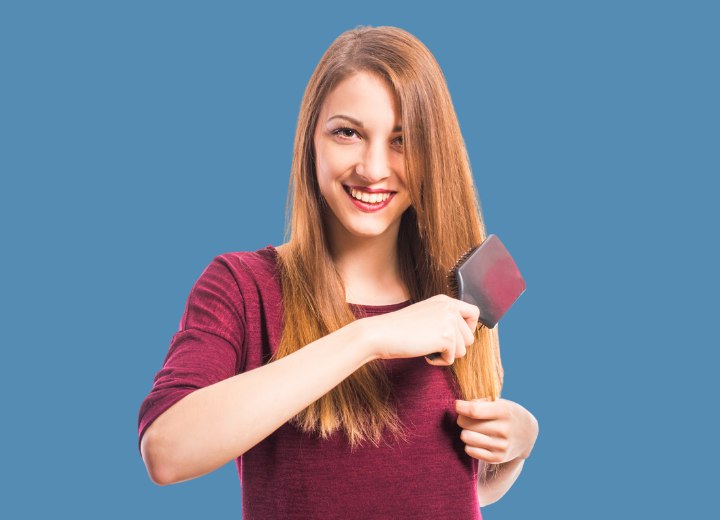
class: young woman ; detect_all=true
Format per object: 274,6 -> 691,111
138,25 -> 538,519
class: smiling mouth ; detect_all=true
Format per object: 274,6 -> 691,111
343,185 -> 396,204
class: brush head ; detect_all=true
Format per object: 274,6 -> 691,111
448,234 -> 526,328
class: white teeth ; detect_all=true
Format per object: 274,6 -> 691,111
349,188 -> 391,204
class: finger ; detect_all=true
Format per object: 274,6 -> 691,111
443,320 -> 457,365
456,300 -> 480,324
441,341 -> 455,365
463,309 -> 479,332
453,314 -> 467,358
425,352 -> 452,366
457,313 -> 474,347
457,414 -> 490,430
460,429 -> 509,453
425,345 -> 454,366
463,444 -> 506,464
456,416 -> 507,438
455,399 -> 498,420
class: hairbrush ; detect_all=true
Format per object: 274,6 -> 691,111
425,234 -> 526,361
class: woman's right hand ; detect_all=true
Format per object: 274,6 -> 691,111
358,294 -> 480,366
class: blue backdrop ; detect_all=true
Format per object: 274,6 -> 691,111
2,1 -> 717,518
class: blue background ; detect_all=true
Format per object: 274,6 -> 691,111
2,1 -> 718,518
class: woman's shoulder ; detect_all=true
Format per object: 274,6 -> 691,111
208,244 -> 282,289
215,243 -> 279,268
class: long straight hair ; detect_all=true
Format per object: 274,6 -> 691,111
270,25 -> 503,451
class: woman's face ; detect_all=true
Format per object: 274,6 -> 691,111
313,71 -> 412,242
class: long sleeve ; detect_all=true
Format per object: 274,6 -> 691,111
137,256 -> 247,453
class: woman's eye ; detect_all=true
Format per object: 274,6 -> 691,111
332,127 -> 358,139
331,127 -> 403,149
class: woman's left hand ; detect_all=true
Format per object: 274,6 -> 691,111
455,398 -> 539,464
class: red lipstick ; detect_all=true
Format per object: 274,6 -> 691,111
343,185 -> 396,212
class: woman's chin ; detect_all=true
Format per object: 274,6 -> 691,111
344,223 -> 393,239
325,211 -> 401,241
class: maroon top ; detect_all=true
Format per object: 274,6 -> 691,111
138,245 -> 482,519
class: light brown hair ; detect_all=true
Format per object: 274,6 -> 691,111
270,25 -> 503,450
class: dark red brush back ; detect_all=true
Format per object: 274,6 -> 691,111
454,235 -> 526,328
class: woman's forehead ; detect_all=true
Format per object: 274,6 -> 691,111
318,72 -> 402,128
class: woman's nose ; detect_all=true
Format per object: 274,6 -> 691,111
356,142 -> 391,183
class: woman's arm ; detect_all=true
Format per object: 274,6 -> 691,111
455,398 -> 539,507
142,293 -> 479,486
141,319 -> 377,486
476,457 -> 526,506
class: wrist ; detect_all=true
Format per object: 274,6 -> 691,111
519,413 -> 539,460
347,317 -> 381,363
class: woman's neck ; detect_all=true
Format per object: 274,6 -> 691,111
328,228 -> 410,306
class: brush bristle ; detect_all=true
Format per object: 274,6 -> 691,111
446,246 -> 478,298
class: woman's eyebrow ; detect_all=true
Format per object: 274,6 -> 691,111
327,114 -> 402,132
